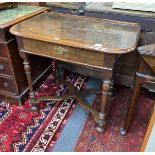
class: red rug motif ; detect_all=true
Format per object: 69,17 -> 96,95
74,87 -> 155,152
0,71 -> 154,152
0,72 -> 87,152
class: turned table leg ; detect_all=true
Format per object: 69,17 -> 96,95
20,53 -> 38,111
95,79 -> 111,133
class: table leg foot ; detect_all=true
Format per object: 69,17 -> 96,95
120,128 -> 127,136
30,105 -> 38,112
29,92 -> 38,111
96,125 -> 106,134
95,112 -> 106,134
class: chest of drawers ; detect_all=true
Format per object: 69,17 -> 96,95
0,5 -> 51,105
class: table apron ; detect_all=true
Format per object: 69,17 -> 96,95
17,37 -> 117,70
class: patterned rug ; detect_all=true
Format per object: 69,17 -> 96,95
0,72 -> 154,152
74,86 -> 155,152
0,72 -> 87,152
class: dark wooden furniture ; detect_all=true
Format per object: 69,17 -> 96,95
48,2 -> 155,87
0,5 -> 51,106
10,12 -> 140,133
0,2 -> 17,9
120,43 -> 155,135
18,2 -> 46,7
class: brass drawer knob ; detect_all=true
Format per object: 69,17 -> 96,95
3,82 -> 8,88
54,47 -> 69,55
0,65 -> 4,70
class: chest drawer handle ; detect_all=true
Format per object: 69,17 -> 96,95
0,65 -> 4,70
3,82 -> 8,88
54,47 -> 69,55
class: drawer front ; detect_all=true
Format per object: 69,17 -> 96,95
0,43 -> 8,59
0,76 -> 17,94
22,38 -> 105,68
0,59 -> 12,76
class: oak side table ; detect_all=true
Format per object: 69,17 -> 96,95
10,12 -> 140,133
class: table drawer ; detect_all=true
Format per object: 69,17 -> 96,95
22,38 -> 105,68
0,43 -> 9,59
0,76 -> 17,94
0,59 -> 12,76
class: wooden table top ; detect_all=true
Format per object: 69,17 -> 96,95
10,12 -> 140,54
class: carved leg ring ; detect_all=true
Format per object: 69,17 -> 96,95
95,112 -> 106,133
109,80 -> 115,96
